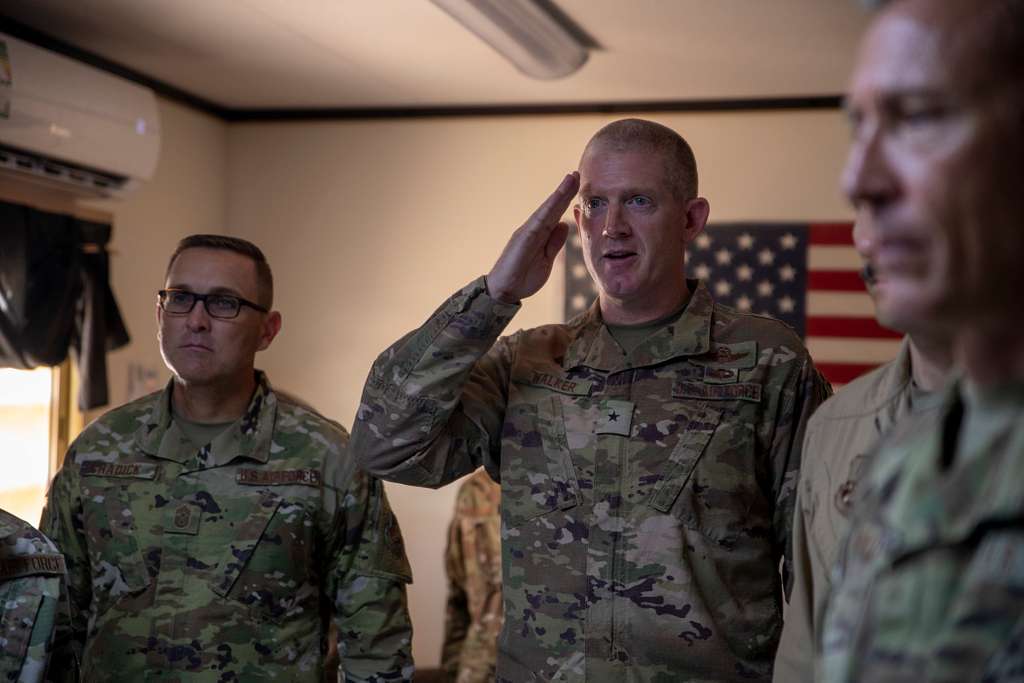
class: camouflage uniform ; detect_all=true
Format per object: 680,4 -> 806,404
0,509 -> 70,683
774,338 -> 916,682
351,277 -> 830,682
441,469 -> 503,683
41,372 -> 414,682
820,379 -> 1024,681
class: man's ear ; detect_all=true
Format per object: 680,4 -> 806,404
257,311 -> 282,352
683,197 -> 711,243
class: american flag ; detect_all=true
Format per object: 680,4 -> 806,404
562,222 -> 902,388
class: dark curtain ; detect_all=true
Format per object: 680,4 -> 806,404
0,201 -> 130,409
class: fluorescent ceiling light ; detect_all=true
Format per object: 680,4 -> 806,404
430,0 -> 590,80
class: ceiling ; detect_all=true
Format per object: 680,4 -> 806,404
0,1 -> 870,112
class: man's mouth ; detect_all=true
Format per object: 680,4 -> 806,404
181,342 -> 213,352
876,234 -> 929,275
603,250 -> 637,261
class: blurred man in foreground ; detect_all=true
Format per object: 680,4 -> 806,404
773,212 -> 953,682
820,1 -> 1024,679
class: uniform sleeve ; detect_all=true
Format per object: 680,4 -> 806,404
39,461 -> 87,682
326,438 -> 414,683
21,578 -> 62,683
440,512 -> 469,681
767,356 -> 832,598
350,277 -> 521,488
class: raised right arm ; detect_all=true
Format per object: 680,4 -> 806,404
350,279 -> 520,487
350,172 -> 579,487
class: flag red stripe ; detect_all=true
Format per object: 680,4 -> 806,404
816,362 -> 880,384
809,223 -> 854,245
808,270 -> 866,292
806,316 -> 902,339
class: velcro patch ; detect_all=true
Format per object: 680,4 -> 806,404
692,341 -> 758,370
516,370 -> 593,397
0,554 -> 66,579
236,468 -> 322,487
673,380 -> 762,403
164,503 -> 201,535
596,399 -> 634,436
81,462 -> 159,479
703,366 -> 739,384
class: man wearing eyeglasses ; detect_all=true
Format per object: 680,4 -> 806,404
41,234 -> 414,682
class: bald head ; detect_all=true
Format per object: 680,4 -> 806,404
581,119 -> 699,201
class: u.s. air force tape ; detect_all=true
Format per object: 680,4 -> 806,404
0,554 -> 66,579
236,468 -> 322,487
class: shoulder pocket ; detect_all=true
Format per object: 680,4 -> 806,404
0,582 -> 43,670
360,481 -> 414,584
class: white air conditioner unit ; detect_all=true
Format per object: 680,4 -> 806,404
0,33 -> 160,197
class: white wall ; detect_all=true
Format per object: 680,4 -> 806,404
226,110 -> 855,666
81,98 -> 229,412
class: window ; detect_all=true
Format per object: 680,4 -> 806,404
0,362 -> 79,526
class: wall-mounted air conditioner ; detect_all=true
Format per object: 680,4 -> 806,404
0,33 -> 161,197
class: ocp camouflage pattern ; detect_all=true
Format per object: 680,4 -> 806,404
352,277 -> 830,682
820,380 -> 1024,682
0,509 -> 70,683
441,469 -> 503,683
41,372 -> 414,682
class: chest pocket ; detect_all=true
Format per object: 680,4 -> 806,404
211,490 -> 316,623
80,466 -> 155,603
501,392 -> 583,529
644,402 -> 761,547
647,403 -> 721,516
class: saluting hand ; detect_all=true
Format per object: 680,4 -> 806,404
486,172 -> 580,304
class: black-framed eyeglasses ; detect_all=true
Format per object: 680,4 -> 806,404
158,289 -> 268,319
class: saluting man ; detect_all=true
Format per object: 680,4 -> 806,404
351,119 -> 831,682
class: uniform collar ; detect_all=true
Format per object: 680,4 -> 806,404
562,279 -> 713,371
885,336 -> 914,398
137,370 -> 277,467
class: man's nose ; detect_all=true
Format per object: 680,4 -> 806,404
185,299 -> 211,331
841,118 -> 897,213
852,210 -> 878,263
602,202 -> 631,238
